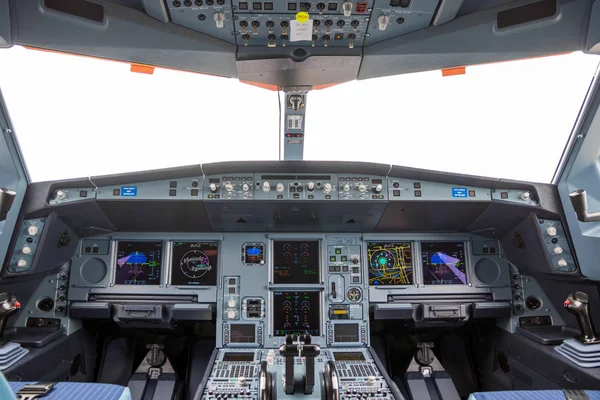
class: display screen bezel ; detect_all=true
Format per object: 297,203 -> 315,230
421,241 -> 469,285
333,323 -> 360,343
271,240 -> 321,285
229,324 -> 257,344
114,240 -> 163,285
271,290 -> 321,337
366,241 -> 414,286
170,241 -> 219,286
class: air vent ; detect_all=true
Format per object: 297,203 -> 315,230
44,0 -> 104,23
497,0 -> 556,29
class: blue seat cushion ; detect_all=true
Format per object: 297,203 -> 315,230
8,381 -> 131,400
469,390 -> 600,400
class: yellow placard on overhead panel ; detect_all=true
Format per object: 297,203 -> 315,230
296,12 -> 309,23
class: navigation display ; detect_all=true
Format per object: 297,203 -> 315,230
367,242 -> 413,285
334,324 -> 359,343
272,241 -> 320,284
229,324 -> 256,344
422,241 -> 467,285
272,291 -> 320,336
171,241 -> 218,286
115,241 -> 162,285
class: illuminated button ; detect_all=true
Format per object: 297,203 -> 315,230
330,256 -> 336,262
27,225 -> 39,236
341,256 -> 347,261
335,248 -> 342,254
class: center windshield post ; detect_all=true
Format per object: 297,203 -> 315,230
281,86 -> 311,161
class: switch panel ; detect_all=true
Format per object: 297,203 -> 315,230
338,175 -> 387,200
537,219 -> 577,273
254,174 -> 337,200
204,175 -> 254,200
223,276 -> 241,320
166,0 -> 235,43
242,297 -> 265,319
7,218 -> 46,273
48,188 -> 96,205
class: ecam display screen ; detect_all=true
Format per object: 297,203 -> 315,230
422,241 -> 467,285
272,241 -> 320,284
171,241 -> 218,286
272,291 -> 320,336
229,324 -> 256,343
115,241 -> 162,285
367,242 -> 413,285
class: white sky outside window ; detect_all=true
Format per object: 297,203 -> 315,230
0,46 -> 598,183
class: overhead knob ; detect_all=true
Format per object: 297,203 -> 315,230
557,259 -> 568,268
342,184 -> 350,192
214,12 -> 225,28
22,246 -> 32,255
276,183 -> 285,193
520,191 -> 531,201
546,226 -> 557,236
374,184 -> 383,193
554,246 -> 564,255
209,183 -> 218,193
227,299 -> 237,308
55,190 -> 66,200
377,15 -> 389,31
224,183 -> 234,192
262,182 -> 271,193
242,183 -> 249,191
307,182 -> 315,192
358,184 -> 367,192
27,225 -> 39,236
323,183 -> 332,194
227,310 -> 236,319
17,259 -> 27,268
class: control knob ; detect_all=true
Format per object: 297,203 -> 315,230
374,184 -> 383,193
276,183 -> 285,193
55,190 -> 66,200
227,299 -> 237,308
306,182 -> 315,192
209,183 -> 218,193
237,376 -> 247,386
242,183 -> 249,191
342,184 -> 350,192
323,183 -> 332,194
546,226 -> 557,236
520,191 -> 531,201
554,246 -> 564,255
227,310 -> 236,319
22,246 -> 31,255
262,182 -> 271,193
27,225 -> 39,236
214,12 -> 225,28
367,376 -> 377,385
224,183 -> 234,192
358,183 -> 367,193
17,259 -> 27,268
557,259 -> 568,268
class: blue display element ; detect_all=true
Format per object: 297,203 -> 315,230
121,186 -> 138,196
247,247 -> 261,255
452,188 -> 467,198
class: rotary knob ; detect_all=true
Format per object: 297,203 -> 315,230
557,259 -> 568,268
546,226 -> 557,236
17,259 -> 27,268
307,182 -> 315,192
27,225 -> 39,236
237,376 -> 247,385
224,183 -> 234,192
227,299 -> 237,308
367,376 -> 377,385
276,183 -> 285,193
553,246 -> 564,255
358,184 -> 366,192
342,184 -> 350,192
323,183 -> 332,194
242,183 -> 249,191
55,190 -> 66,200
227,310 -> 236,319
520,191 -> 531,201
262,182 -> 271,193
209,183 -> 217,193
374,184 -> 383,193
22,246 -> 32,255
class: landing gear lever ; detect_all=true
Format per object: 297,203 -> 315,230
0,293 -> 20,346
564,291 -> 600,344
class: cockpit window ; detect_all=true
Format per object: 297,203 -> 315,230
0,46 -> 598,183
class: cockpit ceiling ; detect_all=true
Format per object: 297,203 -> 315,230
3,0 -> 600,86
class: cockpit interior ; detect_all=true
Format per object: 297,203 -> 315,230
2,0 -> 600,400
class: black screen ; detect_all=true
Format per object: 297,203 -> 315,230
333,352 -> 366,361
273,241 -> 320,284
223,352 -> 255,362
334,324 -> 359,343
115,241 -> 162,285
272,291 -> 320,336
422,241 -> 467,285
229,324 -> 256,343
171,241 -> 218,286
367,242 -> 413,285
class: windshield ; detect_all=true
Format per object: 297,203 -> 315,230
0,46 -> 598,183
